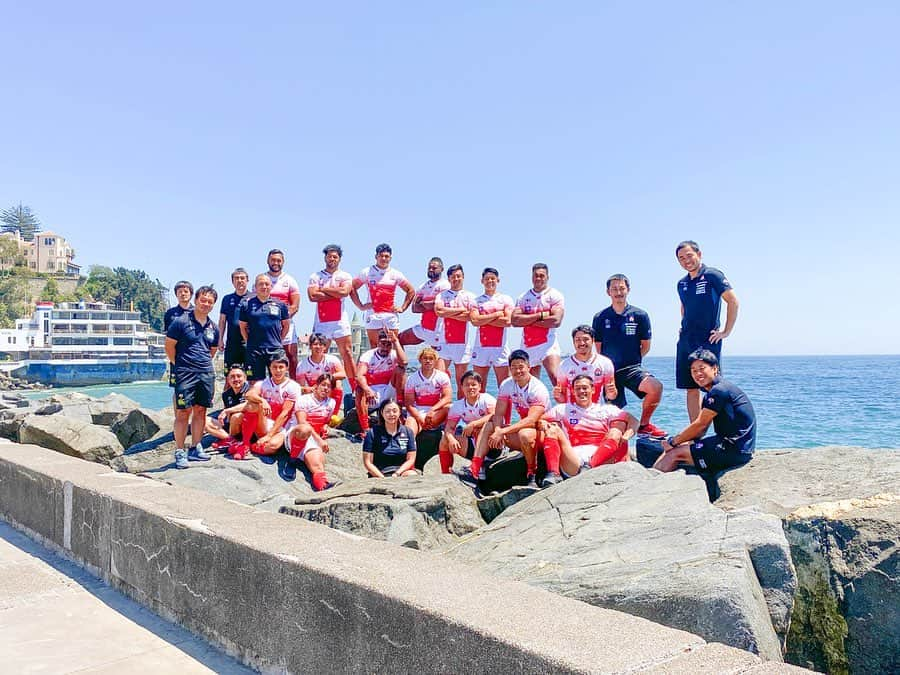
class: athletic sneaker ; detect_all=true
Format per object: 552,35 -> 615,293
211,438 -> 235,450
454,466 -> 480,489
526,474 -> 539,489
540,471 -> 563,488
174,449 -> 189,469
322,479 -> 342,491
348,433 -> 364,444
188,445 -> 212,461
638,422 -> 667,439
280,459 -> 297,481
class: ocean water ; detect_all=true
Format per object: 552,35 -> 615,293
24,355 -> 900,450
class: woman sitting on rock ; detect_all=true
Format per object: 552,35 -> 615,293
362,398 -> 418,478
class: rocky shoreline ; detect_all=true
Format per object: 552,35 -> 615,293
1,391 -> 896,673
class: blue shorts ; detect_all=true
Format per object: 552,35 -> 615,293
611,364 -> 653,407
174,371 -> 215,410
689,435 -> 752,473
676,336 -> 722,389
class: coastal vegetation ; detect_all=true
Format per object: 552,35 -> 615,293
1,203 -> 41,242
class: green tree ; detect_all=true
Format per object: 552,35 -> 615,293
1,203 -> 41,242
0,276 -> 28,328
42,277 -> 62,303
0,235 -> 21,269
84,265 -> 167,332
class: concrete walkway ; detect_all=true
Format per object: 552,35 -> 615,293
0,521 -> 253,674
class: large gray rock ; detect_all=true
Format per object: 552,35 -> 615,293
282,475 -> 485,550
18,414 -> 124,462
110,407 -> 166,448
0,406 -> 34,441
446,463 -> 789,661
718,447 -> 900,674
88,392 -> 141,426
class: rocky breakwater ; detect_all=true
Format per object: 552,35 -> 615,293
718,447 -> 900,675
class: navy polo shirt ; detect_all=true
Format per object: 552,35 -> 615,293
220,292 -> 248,348
593,304 -> 651,370
164,304 -> 192,332
167,312 -> 219,374
363,425 -> 417,471
239,296 -> 288,353
703,377 -> 756,454
677,265 -> 732,339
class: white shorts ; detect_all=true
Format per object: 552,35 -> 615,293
365,311 -> 400,331
313,318 -> 352,340
411,324 -> 440,344
521,339 -> 560,365
366,383 -> 397,411
282,322 -> 298,346
470,344 -> 510,368
435,341 -> 471,365
573,444 -> 597,468
285,430 -> 321,461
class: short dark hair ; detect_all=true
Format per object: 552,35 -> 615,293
429,256 -> 444,267
377,330 -> 391,342
195,285 -> 218,301
267,248 -> 284,258
323,244 -> 343,257
231,267 -> 248,280
606,274 -> 630,290
375,243 -> 392,255
676,240 -> 700,256
227,364 -> 245,374
572,324 -> 594,339
571,374 -> 594,387
460,370 -> 483,384
447,264 -> 464,277
309,332 -> 328,346
689,348 -> 719,368
532,262 -> 548,274
508,349 -> 530,365
269,350 -> 289,367
174,280 -> 193,293
316,372 -> 335,387
482,267 -> 499,278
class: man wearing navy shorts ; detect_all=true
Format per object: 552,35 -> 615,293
218,268 -> 249,373
675,240 -> 739,421
654,349 -> 756,500
593,274 -> 665,438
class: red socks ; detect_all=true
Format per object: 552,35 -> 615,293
241,412 -> 259,444
469,455 -> 484,479
330,388 -> 343,417
439,450 -> 453,474
590,438 -> 623,467
543,436 -> 561,474
312,471 -> 329,492
289,436 -> 305,460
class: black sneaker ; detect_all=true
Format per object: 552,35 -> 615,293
280,459 -> 297,481
348,433 -> 364,444
454,466 -> 479,489
540,471 -> 563,488
526,474 -> 539,489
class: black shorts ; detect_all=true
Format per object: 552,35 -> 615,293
676,336 -> 722,389
245,349 -> 280,381
174,370 -> 215,410
223,344 -> 246,374
689,435 -> 751,473
611,364 -> 653,407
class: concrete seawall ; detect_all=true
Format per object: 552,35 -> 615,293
0,444 -> 807,673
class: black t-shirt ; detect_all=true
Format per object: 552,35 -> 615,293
593,304 -> 652,370
703,377 -> 756,454
239,296 -> 288,353
363,425 -> 417,471
220,292 -> 248,349
164,304 -> 192,332
222,381 -> 250,409
166,312 -> 219,374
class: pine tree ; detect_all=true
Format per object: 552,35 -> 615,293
0,203 -> 41,242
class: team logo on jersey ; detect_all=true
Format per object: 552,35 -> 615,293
568,415 -> 579,425
204,328 -> 215,342
625,323 -> 636,336
605,319 -> 611,328
594,368 -> 602,376
695,281 -> 707,295
268,303 -> 280,315
707,397 -> 715,405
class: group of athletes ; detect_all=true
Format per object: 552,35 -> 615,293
163,239 -> 757,497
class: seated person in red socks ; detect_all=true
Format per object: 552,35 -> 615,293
284,373 -> 338,488
542,374 -> 638,478
438,370 -> 496,475
205,364 -> 249,450
230,353 -> 300,460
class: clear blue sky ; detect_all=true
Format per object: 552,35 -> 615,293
3,2 -> 898,355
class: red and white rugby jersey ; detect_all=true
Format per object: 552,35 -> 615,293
515,287 -> 565,348
544,402 -> 627,447
356,266 -> 408,313
404,369 -> 452,407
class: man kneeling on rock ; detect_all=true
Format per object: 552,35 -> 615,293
654,349 -> 756,500
285,372 -> 338,489
542,374 -> 638,478
204,364 -> 249,450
